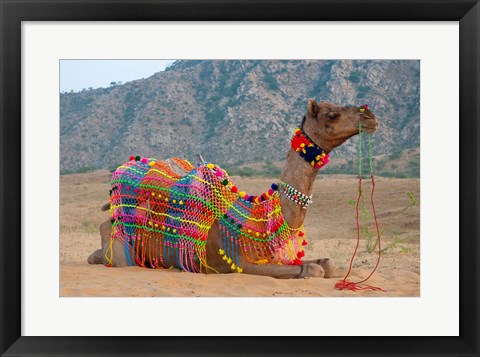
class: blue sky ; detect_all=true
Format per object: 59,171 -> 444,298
60,60 -> 175,92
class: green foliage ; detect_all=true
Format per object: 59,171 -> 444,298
262,69 -> 280,91
357,85 -> 371,98
399,191 -> 418,213
61,166 -> 97,175
388,149 -> 403,160
349,71 -> 361,83
205,108 -> 225,138
223,166 -> 261,177
347,190 -> 419,254
262,161 -> 282,177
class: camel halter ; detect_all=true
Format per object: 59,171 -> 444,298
334,119 -> 385,292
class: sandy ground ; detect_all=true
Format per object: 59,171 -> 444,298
60,170 -> 420,297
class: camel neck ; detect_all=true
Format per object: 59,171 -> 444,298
279,148 -> 321,229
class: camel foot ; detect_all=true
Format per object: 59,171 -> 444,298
299,263 -> 325,278
87,249 -> 103,264
317,258 -> 335,278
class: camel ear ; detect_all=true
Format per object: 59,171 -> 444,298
308,99 -> 319,116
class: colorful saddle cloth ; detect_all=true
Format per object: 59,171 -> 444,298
108,156 -> 306,272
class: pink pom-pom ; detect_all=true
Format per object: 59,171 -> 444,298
244,194 -> 250,201
215,170 -> 223,177
141,158 -> 148,164
268,189 -> 274,196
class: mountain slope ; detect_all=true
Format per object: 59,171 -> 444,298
60,60 -> 420,173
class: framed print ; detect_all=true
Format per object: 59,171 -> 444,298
1,0 -> 479,356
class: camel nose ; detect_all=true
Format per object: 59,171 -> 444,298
361,112 -> 379,132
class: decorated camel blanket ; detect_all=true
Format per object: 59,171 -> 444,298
108,156 -> 306,272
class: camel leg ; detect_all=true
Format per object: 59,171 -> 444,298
87,249 -> 103,264
86,220 -> 129,267
301,258 -> 335,278
205,221 -> 325,278
238,259 -> 325,279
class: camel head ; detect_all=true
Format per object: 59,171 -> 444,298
302,99 -> 379,153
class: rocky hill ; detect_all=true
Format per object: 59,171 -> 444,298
60,60 -> 420,174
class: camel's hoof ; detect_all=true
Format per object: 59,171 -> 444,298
317,258 -> 335,278
301,263 -> 325,278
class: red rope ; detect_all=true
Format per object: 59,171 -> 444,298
334,174 -> 386,292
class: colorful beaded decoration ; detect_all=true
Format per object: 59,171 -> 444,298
107,157 -> 309,272
280,181 -> 313,209
358,103 -> 369,113
291,128 -> 330,168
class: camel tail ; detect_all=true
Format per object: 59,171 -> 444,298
101,203 -> 110,211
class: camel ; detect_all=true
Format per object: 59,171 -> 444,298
88,99 -> 378,279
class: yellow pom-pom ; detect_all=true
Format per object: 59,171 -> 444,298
227,258 -> 232,264
179,200 -> 183,205
239,191 -> 246,198
311,161 -> 315,166
162,225 -> 166,230
231,263 -> 236,270
247,229 -> 252,233
222,255 -> 228,261
254,197 -> 260,204
316,155 -> 321,161
151,192 -> 155,196
165,197 -> 169,202
321,153 -> 326,158
207,163 -> 215,169
154,223 -> 158,228
218,249 -> 225,255
148,221 -> 152,226
255,232 -> 260,237
173,229 -> 177,233
237,267 -> 243,273
172,199 -> 176,203
359,108 -> 365,113
303,149 -> 307,154
300,143 -> 305,148
149,161 -> 155,167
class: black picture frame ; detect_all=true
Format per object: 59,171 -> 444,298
1,1 -> 479,356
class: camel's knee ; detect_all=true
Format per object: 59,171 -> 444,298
299,263 -> 325,278
317,258 -> 335,278
87,249 -> 104,264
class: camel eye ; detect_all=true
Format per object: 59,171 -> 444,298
327,112 -> 340,120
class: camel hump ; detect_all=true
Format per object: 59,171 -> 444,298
100,202 -> 110,211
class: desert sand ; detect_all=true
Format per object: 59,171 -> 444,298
60,170 -> 420,297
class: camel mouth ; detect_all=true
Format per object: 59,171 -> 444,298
360,117 -> 378,133
362,125 -> 377,134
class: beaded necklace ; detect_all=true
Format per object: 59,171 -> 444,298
280,181 -> 313,209
291,123 -> 330,169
